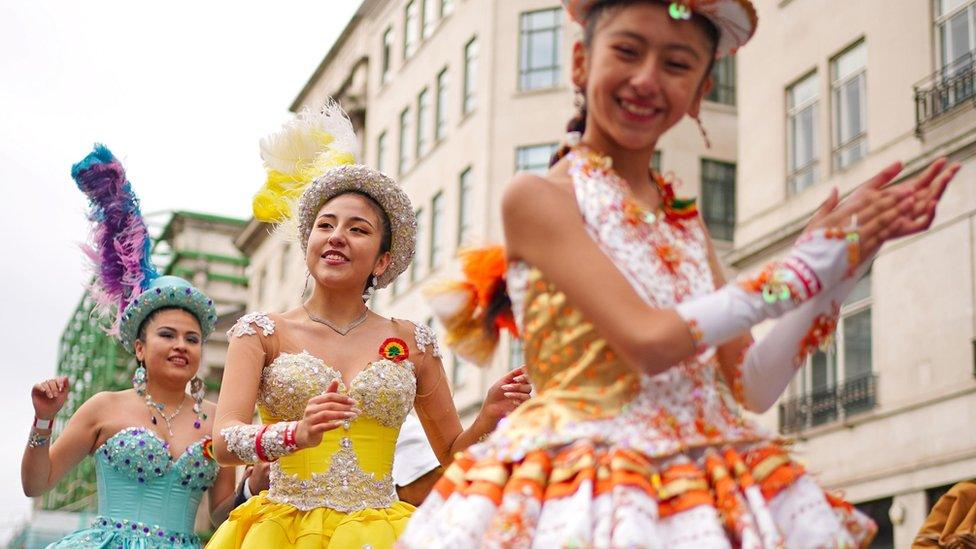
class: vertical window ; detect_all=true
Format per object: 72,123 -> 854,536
706,56 -> 736,105
515,143 -> 558,174
519,8 -> 562,90
794,272 -> 873,426
457,166 -> 473,248
416,88 -> 430,158
463,37 -> 479,115
441,0 -> 454,17
435,68 -> 449,141
422,0 -> 437,39
411,208 -> 425,283
381,27 -> 394,84
508,336 -> 524,371
787,72 -> 820,195
651,150 -> 662,173
700,159 -> 736,241
937,0 -> 976,74
404,0 -> 420,59
430,191 -> 445,269
831,41 -> 867,170
280,243 -> 291,281
398,107 -> 410,175
376,131 -> 388,174
451,354 -> 467,389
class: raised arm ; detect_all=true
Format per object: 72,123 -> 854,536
503,164 -> 913,377
22,379 -> 105,497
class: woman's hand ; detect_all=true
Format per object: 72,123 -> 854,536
480,366 -> 532,422
294,379 -> 359,449
31,376 -> 69,422
806,158 -> 960,261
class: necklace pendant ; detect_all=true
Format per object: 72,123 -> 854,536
643,211 -> 658,224
151,416 -> 157,425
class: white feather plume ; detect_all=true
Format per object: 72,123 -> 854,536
259,100 -> 359,177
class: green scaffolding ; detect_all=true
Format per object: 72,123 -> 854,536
40,292 -> 134,512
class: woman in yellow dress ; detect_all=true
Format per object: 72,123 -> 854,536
207,104 -> 531,548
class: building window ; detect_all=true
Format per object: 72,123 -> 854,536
706,56 -> 736,105
422,0 -> 437,39
457,166 -> 473,248
381,27 -> 394,84
416,87 -> 431,158
398,107 -> 410,175
937,0 -> 976,74
441,0 -> 454,17
519,8 -> 562,90
700,159 -> 736,241
651,150 -> 662,173
404,0 -> 420,59
430,191 -> 445,269
435,68 -> 449,141
411,208 -> 425,283
780,272 -> 874,433
451,354 -> 467,389
855,497 -> 894,548
831,41 -> 867,170
516,143 -> 558,174
786,72 -> 820,195
463,37 -> 479,115
376,131 -> 388,174
280,242 -> 291,282
508,336 -> 524,371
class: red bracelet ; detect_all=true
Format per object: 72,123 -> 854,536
254,424 -> 270,462
284,421 -> 298,451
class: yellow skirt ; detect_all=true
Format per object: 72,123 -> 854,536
207,493 -> 415,549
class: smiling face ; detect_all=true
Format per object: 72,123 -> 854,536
573,1 -> 716,152
306,192 -> 392,296
134,308 -> 203,386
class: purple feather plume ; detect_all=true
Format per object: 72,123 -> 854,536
72,144 -> 158,333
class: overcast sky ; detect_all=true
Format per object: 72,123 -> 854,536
0,0 -> 359,539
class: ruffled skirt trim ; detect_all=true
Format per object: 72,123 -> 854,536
398,441 -> 876,548
208,494 -> 415,548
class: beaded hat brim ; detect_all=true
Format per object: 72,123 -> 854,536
562,0 -> 758,58
119,276 -> 217,353
297,165 -> 417,290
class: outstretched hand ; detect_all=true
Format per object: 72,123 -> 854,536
805,158 -> 960,261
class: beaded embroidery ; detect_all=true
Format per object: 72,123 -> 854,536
266,436 -> 398,512
85,515 -> 198,546
96,428 -> 217,492
220,424 -> 261,464
414,323 -> 442,358
795,304 -> 841,367
228,312 -> 275,338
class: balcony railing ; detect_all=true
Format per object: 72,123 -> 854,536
778,372 -> 877,434
915,54 -> 976,133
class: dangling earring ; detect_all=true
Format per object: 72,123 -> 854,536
189,376 -> 206,429
132,362 -> 147,396
362,274 -> 376,302
694,115 -> 712,149
300,271 -> 311,301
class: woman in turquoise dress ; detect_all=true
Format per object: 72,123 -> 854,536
21,145 -> 236,548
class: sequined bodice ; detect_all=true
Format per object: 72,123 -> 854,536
93,428 -> 217,534
486,150 -> 765,461
257,348 -> 417,512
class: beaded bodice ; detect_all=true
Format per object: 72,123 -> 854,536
93,428 -> 217,536
229,313 -> 425,512
483,149 -> 766,461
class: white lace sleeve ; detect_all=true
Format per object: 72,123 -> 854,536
227,312 -> 276,338
413,323 -> 442,358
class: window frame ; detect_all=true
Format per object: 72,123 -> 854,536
786,71 -> 821,196
830,41 -> 868,171
463,36 -> 479,116
518,8 -> 563,91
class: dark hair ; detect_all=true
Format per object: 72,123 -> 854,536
550,0 -> 720,167
136,306 -> 201,342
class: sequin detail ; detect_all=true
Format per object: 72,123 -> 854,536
84,515 -> 199,547
258,351 -> 416,429
414,323 -> 442,358
228,312 -> 275,338
795,303 -> 841,367
220,424 -> 261,464
265,437 -> 398,512
96,428 -> 217,491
